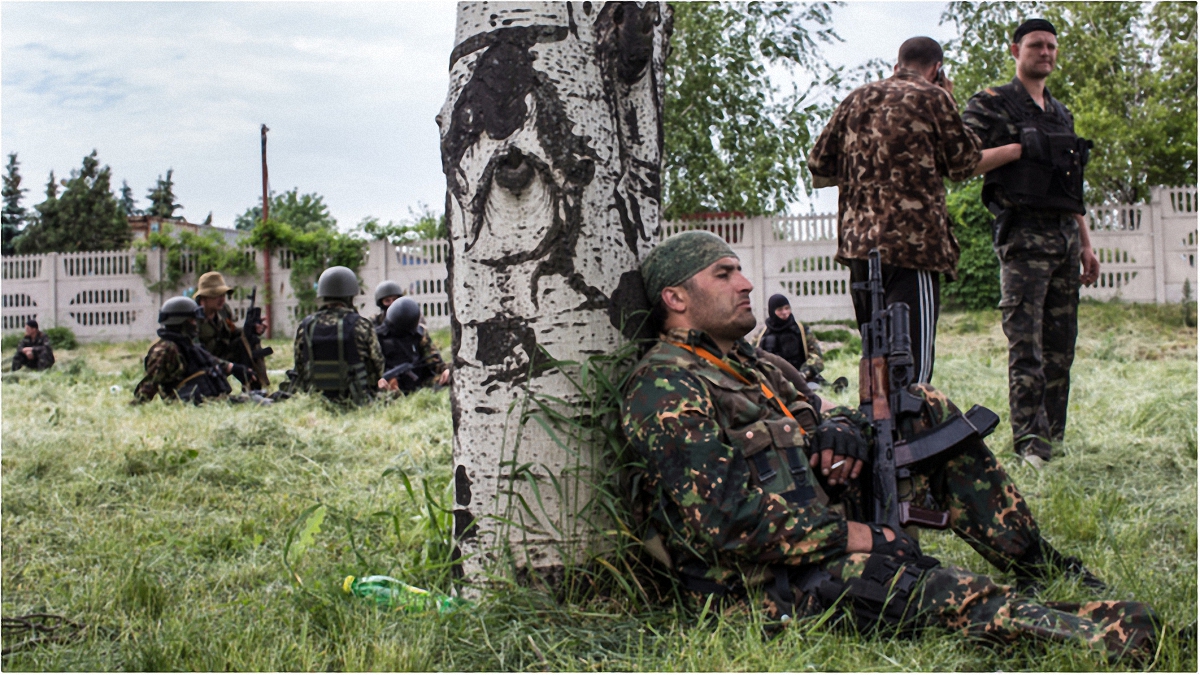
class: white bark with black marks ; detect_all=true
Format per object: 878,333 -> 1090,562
438,1 -> 671,585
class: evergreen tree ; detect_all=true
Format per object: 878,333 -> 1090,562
119,180 -> 141,216
2,153 -> 27,255
145,169 -> 183,218
14,151 -> 131,254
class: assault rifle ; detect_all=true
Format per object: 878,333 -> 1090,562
237,287 -> 273,387
855,249 -> 1000,532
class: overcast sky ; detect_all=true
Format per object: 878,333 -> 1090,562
1,1 -> 959,230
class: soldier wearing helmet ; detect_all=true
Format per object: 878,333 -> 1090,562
375,297 -> 450,393
134,296 -> 248,404
371,280 -> 405,327
284,266 -> 384,404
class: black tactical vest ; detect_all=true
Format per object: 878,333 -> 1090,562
301,311 -> 371,404
982,82 -> 1092,214
376,324 -> 433,393
155,328 -> 232,404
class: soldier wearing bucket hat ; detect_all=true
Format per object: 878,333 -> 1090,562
194,271 -> 267,390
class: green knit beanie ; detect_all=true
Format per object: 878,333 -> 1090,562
640,230 -> 738,304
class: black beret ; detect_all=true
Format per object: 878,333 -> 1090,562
1013,18 -> 1057,43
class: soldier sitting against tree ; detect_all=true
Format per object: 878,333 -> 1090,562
11,319 -> 55,372
620,230 -> 1161,662
375,297 -> 450,394
134,296 -> 251,404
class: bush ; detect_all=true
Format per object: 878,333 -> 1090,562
1,333 -> 21,350
44,326 -> 78,350
941,180 -> 1001,311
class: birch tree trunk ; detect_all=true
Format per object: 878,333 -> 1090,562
438,1 -> 671,586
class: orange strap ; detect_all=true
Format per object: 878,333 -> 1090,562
669,342 -> 797,423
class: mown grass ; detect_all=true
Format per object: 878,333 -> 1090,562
1,304 -> 1195,671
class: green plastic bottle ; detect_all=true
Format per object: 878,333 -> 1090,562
342,575 -> 467,613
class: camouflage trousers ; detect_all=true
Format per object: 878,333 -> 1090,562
692,406 -> 1157,660
995,213 -> 1081,459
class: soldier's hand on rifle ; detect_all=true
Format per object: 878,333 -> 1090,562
437,369 -> 451,386
254,319 -> 268,336
810,417 -> 868,485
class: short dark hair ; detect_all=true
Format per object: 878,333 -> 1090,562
25,319 -> 38,329
898,37 -> 943,70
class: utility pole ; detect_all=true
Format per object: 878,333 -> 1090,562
261,124 -> 272,339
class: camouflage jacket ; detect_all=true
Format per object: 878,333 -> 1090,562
808,68 -> 982,277
134,336 -> 231,403
378,324 -> 447,385
621,327 -> 847,585
289,303 -> 385,391
197,305 -> 244,363
12,332 -> 55,370
370,310 -> 386,327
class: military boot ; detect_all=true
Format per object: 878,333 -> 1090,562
1012,540 -> 1109,595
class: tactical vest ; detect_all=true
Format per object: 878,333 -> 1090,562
155,329 -> 232,404
301,311 -> 371,404
983,83 -> 1092,215
376,324 -> 433,393
640,341 -> 824,509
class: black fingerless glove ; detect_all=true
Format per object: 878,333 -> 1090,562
869,524 -> 923,559
812,417 -> 870,461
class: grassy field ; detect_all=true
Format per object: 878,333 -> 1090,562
1,302 -> 1195,671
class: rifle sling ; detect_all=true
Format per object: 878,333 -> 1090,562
669,342 -> 798,423
893,405 -> 1000,468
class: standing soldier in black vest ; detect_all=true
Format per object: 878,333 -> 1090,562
962,19 -> 1101,469
285,266 -> 384,405
134,296 -> 247,404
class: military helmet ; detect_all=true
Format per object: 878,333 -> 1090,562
386,297 -> 422,333
316,266 -> 359,300
374,280 -> 404,308
158,296 -> 202,326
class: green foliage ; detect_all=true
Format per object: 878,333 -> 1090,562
3,152 -> 27,255
145,169 -> 183,219
1,332 -> 21,350
44,326 -> 78,351
235,189 -> 337,232
941,1 -> 1198,204
246,218 -> 366,311
13,151 -> 132,254
136,224 -> 258,294
118,180 -> 140,217
942,180 -> 1001,310
663,2 -> 839,218
356,204 -> 447,244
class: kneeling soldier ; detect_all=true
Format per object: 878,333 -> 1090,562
621,231 -> 1160,661
11,319 -> 55,371
375,297 -> 449,393
134,296 -> 249,404
287,266 -> 384,404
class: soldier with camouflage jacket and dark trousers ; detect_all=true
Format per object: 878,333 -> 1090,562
961,19 -> 1101,468
621,231 -> 1158,661
11,319 -> 55,371
809,37 -> 1021,384
285,266 -> 385,404
134,296 -> 248,404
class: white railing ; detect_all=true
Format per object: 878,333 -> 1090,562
2,186 -> 1194,342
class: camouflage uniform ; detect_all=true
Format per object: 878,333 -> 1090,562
198,305 -> 270,388
807,68 -> 982,276
621,327 -> 1157,659
287,302 -> 385,399
134,334 -> 231,403
11,332 -> 55,371
962,80 -> 1083,459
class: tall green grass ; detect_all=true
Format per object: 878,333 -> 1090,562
1,304 -> 1195,671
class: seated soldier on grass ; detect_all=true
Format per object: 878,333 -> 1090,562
375,297 -> 450,394
758,293 -> 825,386
194,271 -> 268,391
620,230 -> 1162,662
134,296 -> 251,404
11,319 -> 55,372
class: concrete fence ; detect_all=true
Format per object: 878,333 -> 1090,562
2,186 -> 1195,343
